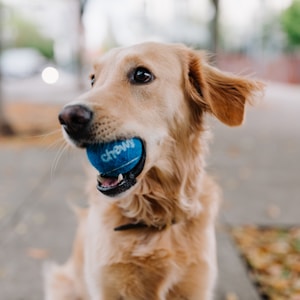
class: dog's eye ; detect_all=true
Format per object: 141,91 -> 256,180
131,67 -> 154,84
90,74 -> 95,87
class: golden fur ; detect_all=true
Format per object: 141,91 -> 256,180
45,42 -> 263,300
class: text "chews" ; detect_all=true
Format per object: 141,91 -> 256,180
101,139 -> 135,163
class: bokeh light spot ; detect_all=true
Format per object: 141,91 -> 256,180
41,67 -> 59,84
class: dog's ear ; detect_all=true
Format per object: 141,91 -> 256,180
185,50 -> 264,126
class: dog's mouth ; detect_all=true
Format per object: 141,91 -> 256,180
96,155 -> 145,196
86,138 -> 146,197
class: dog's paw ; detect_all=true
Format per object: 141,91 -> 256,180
43,261 -> 80,300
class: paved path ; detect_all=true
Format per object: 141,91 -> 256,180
0,82 -> 299,299
212,82 -> 300,299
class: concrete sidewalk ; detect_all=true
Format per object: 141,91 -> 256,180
0,82 -> 299,299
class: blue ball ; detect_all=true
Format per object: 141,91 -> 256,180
86,138 -> 143,177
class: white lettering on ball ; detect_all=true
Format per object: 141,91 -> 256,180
101,139 -> 135,163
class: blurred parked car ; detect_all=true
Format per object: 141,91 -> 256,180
0,48 -> 47,78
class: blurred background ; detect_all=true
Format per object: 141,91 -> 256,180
0,1 -> 299,299
0,0 -> 299,136
0,0 -> 299,135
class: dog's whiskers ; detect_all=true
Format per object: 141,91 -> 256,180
33,128 -> 61,138
25,129 -> 62,147
51,142 -> 70,179
45,136 -> 66,152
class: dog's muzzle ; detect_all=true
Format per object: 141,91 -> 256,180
58,104 -> 146,197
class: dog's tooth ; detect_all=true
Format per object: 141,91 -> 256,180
97,174 -> 105,184
118,174 -> 123,182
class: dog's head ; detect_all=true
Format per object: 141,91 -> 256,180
59,42 -> 263,202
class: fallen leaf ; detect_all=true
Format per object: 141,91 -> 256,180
27,248 -> 49,260
225,292 -> 239,300
232,226 -> 300,299
266,204 -> 281,219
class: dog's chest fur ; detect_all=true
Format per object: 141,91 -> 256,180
84,176 -> 218,299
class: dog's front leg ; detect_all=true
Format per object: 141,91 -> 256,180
44,262 -> 88,300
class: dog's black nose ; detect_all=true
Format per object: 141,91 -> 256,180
58,104 -> 93,135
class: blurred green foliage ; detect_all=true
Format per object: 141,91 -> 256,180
281,0 -> 300,51
4,9 -> 54,59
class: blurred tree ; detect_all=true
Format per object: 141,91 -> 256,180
8,12 -> 54,59
281,0 -> 300,51
0,4 -> 14,136
76,0 -> 88,89
0,106 -> 14,136
211,0 -> 219,54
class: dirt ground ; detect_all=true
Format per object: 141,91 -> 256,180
0,102 -> 62,147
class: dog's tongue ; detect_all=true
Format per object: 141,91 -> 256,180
97,174 -> 123,188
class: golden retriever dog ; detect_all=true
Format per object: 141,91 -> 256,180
45,42 -> 263,300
